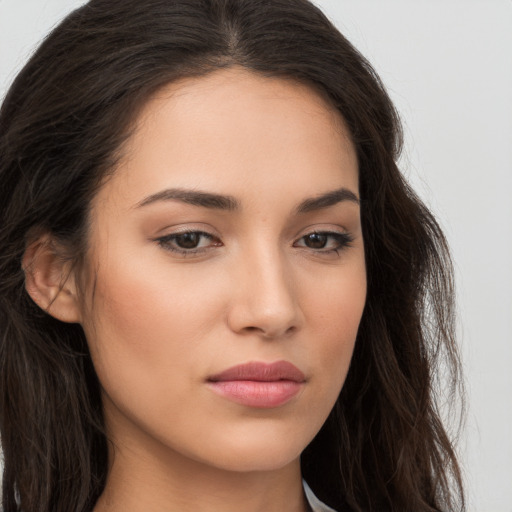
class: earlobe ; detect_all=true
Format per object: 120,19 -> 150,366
22,235 -> 82,324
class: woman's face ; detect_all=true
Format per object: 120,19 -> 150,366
80,67 -> 366,473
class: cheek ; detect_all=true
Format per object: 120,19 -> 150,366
81,254 -> 222,399
303,261 -> 366,390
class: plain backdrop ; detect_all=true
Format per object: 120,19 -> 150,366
1,1 -> 511,511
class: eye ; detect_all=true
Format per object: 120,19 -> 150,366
156,230 -> 221,254
294,231 -> 354,254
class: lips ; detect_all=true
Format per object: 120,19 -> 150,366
206,361 -> 305,408
208,360 -> 306,383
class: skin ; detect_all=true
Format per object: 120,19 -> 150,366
32,67 -> 367,511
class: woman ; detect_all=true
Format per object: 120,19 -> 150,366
0,0 -> 464,511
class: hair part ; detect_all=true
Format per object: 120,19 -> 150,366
0,1 -> 464,511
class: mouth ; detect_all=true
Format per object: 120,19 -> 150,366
206,360 -> 306,408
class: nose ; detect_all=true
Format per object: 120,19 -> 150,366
226,245 -> 303,339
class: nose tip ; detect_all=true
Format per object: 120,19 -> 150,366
227,260 -> 302,339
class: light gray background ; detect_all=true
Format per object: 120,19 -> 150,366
1,1 -> 511,510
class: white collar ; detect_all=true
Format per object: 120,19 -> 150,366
303,480 -> 338,512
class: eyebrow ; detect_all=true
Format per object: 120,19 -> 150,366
295,187 -> 360,213
135,186 -> 359,212
136,188 -> 239,210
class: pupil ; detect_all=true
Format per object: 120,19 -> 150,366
177,233 -> 200,249
306,233 -> 327,249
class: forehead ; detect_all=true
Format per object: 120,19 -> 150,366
95,67 -> 358,211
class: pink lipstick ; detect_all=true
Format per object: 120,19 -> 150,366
206,361 -> 305,408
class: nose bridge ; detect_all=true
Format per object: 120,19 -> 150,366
229,236 -> 301,338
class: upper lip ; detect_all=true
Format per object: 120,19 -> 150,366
207,360 -> 306,383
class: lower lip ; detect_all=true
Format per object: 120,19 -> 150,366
207,380 -> 303,408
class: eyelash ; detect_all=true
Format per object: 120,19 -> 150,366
156,230 -> 220,256
155,229 -> 354,257
294,231 -> 354,255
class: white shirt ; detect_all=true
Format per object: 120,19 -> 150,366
303,480 -> 338,512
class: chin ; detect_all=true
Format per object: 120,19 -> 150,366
186,426 -> 312,473
208,449 -> 302,473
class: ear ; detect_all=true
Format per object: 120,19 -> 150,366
22,235 -> 82,324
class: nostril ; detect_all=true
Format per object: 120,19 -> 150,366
239,324 -> 296,338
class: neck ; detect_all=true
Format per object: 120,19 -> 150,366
93,413 -> 308,512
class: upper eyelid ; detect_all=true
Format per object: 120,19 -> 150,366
293,231 -> 354,247
293,227 -> 351,243
157,227 -> 350,239
161,229 -> 214,237
155,226 -> 220,240
157,222 -> 351,234
157,230 -> 218,243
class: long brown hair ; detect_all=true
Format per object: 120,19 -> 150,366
0,1 -> 464,510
